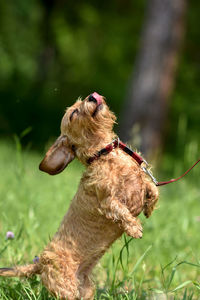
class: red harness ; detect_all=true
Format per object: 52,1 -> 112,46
87,138 -> 200,187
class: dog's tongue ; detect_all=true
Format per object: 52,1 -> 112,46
92,92 -> 102,106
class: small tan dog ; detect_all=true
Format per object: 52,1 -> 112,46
0,93 -> 158,299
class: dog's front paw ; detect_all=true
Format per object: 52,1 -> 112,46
123,220 -> 143,239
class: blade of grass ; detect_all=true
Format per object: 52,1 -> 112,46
0,245 -> 8,257
119,236 -> 133,271
129,245 -> 152,275
193,281 -> 200,290
171,280 -> 192,292
182,288 -> 187,300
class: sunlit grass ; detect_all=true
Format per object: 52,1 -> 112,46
0,139 -> 199,299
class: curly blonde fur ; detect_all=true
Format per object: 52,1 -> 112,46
0,93 -> 159,299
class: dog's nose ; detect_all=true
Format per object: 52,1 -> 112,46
88,94 -> 97,103
88,92 -> 102,106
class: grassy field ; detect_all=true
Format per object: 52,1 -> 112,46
0,139 -> 199,299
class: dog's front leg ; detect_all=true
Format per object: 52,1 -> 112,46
99,197 -> 143,239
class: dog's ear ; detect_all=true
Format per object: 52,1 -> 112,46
39,135 -> 75,175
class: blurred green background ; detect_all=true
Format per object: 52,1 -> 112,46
0,0 -> 199,160
0,1 -> 200,298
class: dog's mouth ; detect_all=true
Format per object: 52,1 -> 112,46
87,92 -> 103,117
92,103 -> 103,117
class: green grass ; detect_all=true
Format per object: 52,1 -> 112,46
0,139 -> 200,299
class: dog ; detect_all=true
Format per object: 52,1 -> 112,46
0,92 -> 159,299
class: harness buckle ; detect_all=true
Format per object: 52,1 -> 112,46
111,138 -> 120,148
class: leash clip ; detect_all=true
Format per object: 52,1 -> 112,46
141,164 -> 158,185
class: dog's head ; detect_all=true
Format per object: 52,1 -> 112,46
39,92 -> 116,175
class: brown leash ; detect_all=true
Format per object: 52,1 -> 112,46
87,138 -> 200,187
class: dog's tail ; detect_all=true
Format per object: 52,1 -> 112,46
0,264 -> 41,278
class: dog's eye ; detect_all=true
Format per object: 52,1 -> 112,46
70,109 -> 79,121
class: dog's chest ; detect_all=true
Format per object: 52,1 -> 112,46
74,180 -> 100,217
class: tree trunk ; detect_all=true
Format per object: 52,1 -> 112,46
119,0 -> 186,159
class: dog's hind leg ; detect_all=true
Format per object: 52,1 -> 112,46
78,274 -> 95,300
39,247 -> 81,300
41,267 -> 80,300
